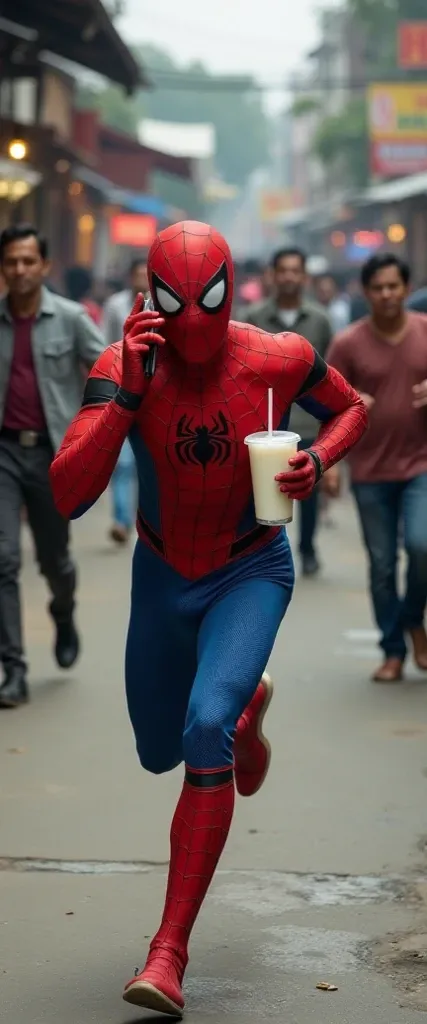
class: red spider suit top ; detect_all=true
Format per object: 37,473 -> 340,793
50,222 -> 367,580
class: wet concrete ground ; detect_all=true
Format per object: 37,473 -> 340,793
1,494 -> 427,1022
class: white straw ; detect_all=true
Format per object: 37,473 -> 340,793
268,387 -> 273,438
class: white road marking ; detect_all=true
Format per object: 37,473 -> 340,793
343,629 -> 379,642
334,646 -> 379,659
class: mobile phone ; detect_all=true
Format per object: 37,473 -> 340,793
143,296 -> 157,379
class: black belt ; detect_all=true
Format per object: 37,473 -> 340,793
0,427 -> 51,448
137,510 -> 270,559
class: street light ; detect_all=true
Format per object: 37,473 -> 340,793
330,231 -> 346,248
387,223 -> 406,244
8,139 -> 27,161
78,213 -> 95,233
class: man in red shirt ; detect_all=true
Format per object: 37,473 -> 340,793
327,253 -> 427,683
0,224 -> 104,707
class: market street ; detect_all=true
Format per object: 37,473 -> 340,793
2,495 -> 427,1024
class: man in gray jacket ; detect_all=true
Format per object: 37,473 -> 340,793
242,248 -> 333,575
0,223 -> 104,707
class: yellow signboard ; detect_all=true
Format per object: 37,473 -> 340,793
368,83 -> 427,140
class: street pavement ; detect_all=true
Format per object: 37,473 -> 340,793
2,493 -> 427,1023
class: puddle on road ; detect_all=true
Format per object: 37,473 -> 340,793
184,977 -> 285,1014
258,924 -> 365,973
212,870 -> 410,915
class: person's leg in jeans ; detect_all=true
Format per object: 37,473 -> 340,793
0,441 -> 27,706
23,445 -> 79,672
298,437 -> 320,575
110,438 -> 135,543
352,480 -> 406,681
401,472 -> 427,669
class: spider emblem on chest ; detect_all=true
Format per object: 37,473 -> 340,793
175,411 -> 231,468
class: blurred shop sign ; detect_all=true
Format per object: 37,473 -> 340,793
110,214 -> 157,247
368,82 -> 427,176
398,22 -> 427,69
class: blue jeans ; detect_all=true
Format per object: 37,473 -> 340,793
111,439 -> 135,529
353,474 -> 427,659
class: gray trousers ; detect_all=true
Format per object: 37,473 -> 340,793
0,439 -> 76,673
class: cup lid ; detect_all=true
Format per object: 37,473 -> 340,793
244,430 -> 301,445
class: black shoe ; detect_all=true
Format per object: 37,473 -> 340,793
54,617 -> 80,670
302,553 -> 320,577
0,668 -> 29,708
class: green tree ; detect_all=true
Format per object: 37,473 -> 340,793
76,84 -> 139,136
350,0 -> 427,24
313,96 -> 369,188
76,44 -> 269,189
349,0 -> 427,74
136,46 -> 269,187
291,96 -> 321,118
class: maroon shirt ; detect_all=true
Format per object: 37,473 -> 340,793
3,316 -> 46,431
82,298 -> 102,327
327,312 -> 427,483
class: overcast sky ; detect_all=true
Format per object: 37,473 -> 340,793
117,0 -> 338,110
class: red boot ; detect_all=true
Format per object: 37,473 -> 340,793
123,943 -> 186,1017
234,673 -> 273,797
123,766 -> 235,1015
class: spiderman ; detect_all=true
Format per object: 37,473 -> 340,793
50,221 -> 366,1017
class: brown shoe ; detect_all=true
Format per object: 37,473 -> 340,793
408,627 -> 427,671
372,657 -> 404,683
109,524 -> 130,545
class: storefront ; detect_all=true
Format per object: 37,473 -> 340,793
0,0 -> 143,280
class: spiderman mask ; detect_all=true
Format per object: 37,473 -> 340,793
148,221 -> 234,365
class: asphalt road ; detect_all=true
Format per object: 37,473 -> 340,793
1,493 -> 427,1023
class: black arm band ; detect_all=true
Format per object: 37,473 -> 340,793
114,387 -> 142,412
306,449 -> 323,484
81,377 -> 117,407
81,377 -> 142,413
295,349 -> 328,398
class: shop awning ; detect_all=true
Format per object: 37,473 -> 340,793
357,172 -> 427,206
1,0 -> 145,93
75,165 -> 171,220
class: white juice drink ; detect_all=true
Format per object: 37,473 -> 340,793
244,430 -> 301,525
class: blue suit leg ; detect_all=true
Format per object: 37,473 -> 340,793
125,543 -> 197,774
183,579 -> 291,770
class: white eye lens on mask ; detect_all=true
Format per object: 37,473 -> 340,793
155,286 -> 183,315
200,278 -> 225,310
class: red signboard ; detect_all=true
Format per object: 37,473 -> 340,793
370,138 -> 427,177
398,22 -> 427,69
110,214 -> 157,248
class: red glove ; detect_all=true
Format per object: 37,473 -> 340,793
275,451 -> 319,501
121,293 -> 165,394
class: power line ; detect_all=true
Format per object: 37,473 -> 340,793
145,68 -> 402,93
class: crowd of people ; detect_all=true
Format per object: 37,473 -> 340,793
240,246 -> 427,684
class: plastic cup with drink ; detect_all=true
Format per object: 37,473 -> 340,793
244,388 -> 300,525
